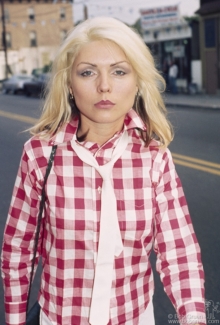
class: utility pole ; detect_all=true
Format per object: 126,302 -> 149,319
83,3 -> 88,20
1,0 -> 9,79
72,0 -> 88,22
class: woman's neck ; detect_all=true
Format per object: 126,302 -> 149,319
77,119 -> 124,146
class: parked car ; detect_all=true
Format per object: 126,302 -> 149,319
23,73 -> 50,97
2,74 -> 34,94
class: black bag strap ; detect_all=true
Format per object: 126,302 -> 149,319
26,145 -> 57,313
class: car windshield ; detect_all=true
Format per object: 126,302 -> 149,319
9,75 -> 32,81
18,76 -> 32,80
38,74 -> 49,81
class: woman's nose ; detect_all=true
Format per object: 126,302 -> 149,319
97,73 -> 111,93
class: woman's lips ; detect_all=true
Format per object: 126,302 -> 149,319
94,100 -> 115,109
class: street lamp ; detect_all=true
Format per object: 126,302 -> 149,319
1,0 -> 9,79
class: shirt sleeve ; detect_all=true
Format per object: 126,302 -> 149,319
153,148 -> 206,325
1,148 -> 44,325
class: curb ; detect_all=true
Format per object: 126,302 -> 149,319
166,102 -> 220,110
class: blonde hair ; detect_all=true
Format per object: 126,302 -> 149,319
30,16 -> 173,147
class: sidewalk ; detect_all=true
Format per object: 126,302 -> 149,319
163,92 -> 220,110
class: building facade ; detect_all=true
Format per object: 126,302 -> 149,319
0,0 -> 73,79
196,0 -> 220,94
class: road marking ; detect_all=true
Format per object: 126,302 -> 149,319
172,153 -> 220,176
0,110 -> 38,124
1,109 -> 219,176
172,153 -> 220,169
173,158 -> 220,176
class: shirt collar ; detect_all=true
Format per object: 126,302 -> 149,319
49,109 -> 146,146
124,108 -> 146,132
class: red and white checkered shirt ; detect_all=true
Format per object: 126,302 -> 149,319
1,109 -> 206,325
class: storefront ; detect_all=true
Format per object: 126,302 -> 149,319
140,5 -> 193,92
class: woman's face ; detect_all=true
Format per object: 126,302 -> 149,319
70,40 -> 138,132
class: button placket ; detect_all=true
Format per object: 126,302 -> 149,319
91,167 -> 98,263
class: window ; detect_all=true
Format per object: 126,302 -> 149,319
1,32 -> 11,48
4,9 -> 10,23
30,31 -> 37,47
60,30 -> 67,42
1,34 -> 4,48
204,19 -> 216,48
6,32 -> 11,48
60,7 -> 66,20
28,7 -> 35,22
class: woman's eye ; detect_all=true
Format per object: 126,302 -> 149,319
81,70 -> 94,77
114,70 -> 126,76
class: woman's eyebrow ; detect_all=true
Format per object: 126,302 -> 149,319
77,60 -> 129,67
77,62 -> 97,67
110,61 -> 130,66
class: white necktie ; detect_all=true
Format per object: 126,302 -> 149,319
71,131 -> 129,325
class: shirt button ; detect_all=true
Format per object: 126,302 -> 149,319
98,186 -> 102,194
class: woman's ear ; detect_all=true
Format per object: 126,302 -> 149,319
69,88 -> 74,100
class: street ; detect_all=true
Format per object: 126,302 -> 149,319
0,94 -> 219,325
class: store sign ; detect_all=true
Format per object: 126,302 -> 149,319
140,5 -> 180,30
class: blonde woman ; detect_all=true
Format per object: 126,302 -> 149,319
1,17 -> 206,325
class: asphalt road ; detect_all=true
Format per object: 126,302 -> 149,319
0,94 -> 219,325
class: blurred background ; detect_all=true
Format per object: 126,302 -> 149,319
1,0 -> 220,95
